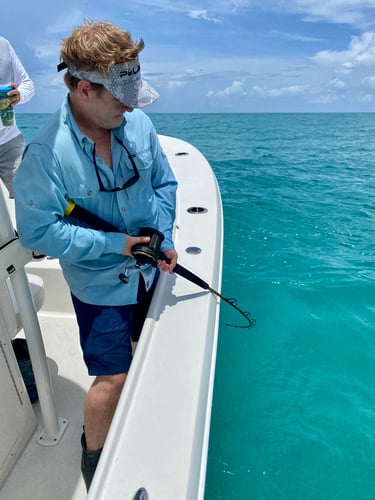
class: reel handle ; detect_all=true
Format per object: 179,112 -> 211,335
131,230 -> 211,291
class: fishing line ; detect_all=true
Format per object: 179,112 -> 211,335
64,201 -> 256,329
155,256 -> 256,330
208,291 -> 256,329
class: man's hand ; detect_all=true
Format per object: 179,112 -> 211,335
7,83 -> 21,106
158,248 -> 178,273
122,235 -> 150,256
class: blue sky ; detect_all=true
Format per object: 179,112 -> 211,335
4,0 -> 375,113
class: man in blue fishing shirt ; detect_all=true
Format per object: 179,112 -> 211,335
14,20 -> 178,493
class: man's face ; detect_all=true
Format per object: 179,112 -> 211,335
89,85 -> 133,129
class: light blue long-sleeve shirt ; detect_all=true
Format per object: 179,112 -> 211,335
14,97 -> 177,305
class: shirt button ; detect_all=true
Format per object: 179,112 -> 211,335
121,207 -> 126,212
87,190 -> 93,196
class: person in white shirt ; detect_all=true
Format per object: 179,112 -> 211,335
0,36 -> 34,198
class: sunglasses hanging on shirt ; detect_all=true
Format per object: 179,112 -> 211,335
93,136 -> 140,192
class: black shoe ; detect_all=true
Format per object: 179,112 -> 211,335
32,251 -> 46,260
81,433 -> 102,491
133,488 -> 149,500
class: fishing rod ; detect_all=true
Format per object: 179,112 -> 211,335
64,200 -> 255,329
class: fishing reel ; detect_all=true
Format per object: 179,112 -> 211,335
131,227 -> 166,267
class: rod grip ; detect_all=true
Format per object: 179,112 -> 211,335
64,201 -> 119,233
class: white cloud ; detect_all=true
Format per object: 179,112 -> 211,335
29,42 -> 61,59
230,0 -> 251,7
312,93 -> 340,104
362,75 -> 375,88
312,32 -> 375,74
207,80 -> 247,98
188,9 -> 223,24
162,0 -> 373,27
268,84 -> 308,96
329,77 -> 346,89
339,61 -> 355,74
125,0 -> 375,29
267,0 -> 375,28
167,80 -> 187,89
360,93 -> 374,102
48,75 -> 67,89
251,85 -> 264,96
267,29 -> 323,43
251,84 -> 309,97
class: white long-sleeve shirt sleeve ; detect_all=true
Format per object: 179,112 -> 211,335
0,36 -> 35,143
0,37 -> 35,103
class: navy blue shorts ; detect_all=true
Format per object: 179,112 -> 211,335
71,273 -> 158,376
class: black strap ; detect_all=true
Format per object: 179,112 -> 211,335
57,61 -> 67,72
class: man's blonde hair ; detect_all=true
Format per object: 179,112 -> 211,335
60,20 -> 144,73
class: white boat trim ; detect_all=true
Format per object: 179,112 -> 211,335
90,135 -> 223,499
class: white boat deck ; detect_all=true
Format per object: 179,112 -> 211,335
0,135 -> 222,500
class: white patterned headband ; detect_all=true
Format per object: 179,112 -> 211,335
57,58 -> 159,108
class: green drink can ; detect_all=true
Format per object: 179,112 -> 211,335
0,86 -> 15,126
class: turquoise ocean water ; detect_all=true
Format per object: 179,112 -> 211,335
17,113 -> 375,499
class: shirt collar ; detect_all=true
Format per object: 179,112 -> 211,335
61,94 -> 128,153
